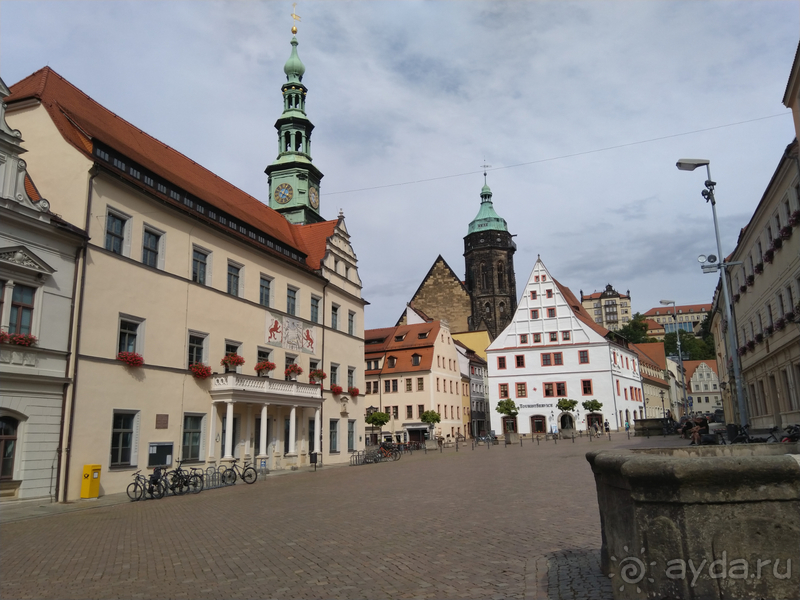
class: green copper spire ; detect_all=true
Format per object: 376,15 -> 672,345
283,36 -> 306,83
467,171 -> 508,235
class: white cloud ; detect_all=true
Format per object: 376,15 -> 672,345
2,0 -> 797,329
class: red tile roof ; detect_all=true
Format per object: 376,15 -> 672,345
645,319 -> 664,332
642,304 -> 711,317
581,291 -> 630,300
7,67 -> 335,270
365,322 -> 443,374
631,342 -> 667,371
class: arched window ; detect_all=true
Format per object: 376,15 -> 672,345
499,302 -> 505,314
284,131 -> 292,152
485,303 -> 491,314
480,262 -> 489,290
0,417 -> 19,480
497,261 -> 505,289
295,132 -> 303,152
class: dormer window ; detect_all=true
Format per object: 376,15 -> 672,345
395,334 -> 406,342
387,356 -> 397,368
411,354 -> 421,366
418,331 -> 429,339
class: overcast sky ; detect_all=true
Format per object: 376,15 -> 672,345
2,1 -> 798,330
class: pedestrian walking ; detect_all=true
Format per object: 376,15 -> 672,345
625,421 -> 630,432
604,420 -> 610,433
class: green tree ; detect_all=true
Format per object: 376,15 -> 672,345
617,312 -> 651,344
365,411 -> 390,428
582,399 -> 603,413
420,410 -> 441,425
495,399 -> 519,417
664,329 -> 714,361
556,398 -> 578,412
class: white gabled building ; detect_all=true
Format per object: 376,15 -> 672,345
487,257 -> 644,435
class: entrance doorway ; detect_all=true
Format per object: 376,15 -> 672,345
531,415 -> 546,434
502,417 -> 517,434
560,413 -> 574,430
587,413 -> 603,430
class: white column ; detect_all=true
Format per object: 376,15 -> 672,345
258,404 -> 269,458
207,402 -> 217,463
314,407 -> 321,454
244,404 -> 253,460
288,405 -> 297,454
224,401 -> 234,459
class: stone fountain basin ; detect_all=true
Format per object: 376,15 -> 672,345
586,444 -> 800,599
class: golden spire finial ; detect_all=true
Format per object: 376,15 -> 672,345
291,2 -> 301,34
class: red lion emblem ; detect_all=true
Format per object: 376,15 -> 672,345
304,329 -> 314,348
268,320 -> 281,341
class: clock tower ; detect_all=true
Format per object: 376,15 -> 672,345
266,31 -> 324,225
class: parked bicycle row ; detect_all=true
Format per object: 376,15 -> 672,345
126,458 -> 258,501
682,423 -> 800,446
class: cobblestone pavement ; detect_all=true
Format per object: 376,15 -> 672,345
1,434 -> 686,600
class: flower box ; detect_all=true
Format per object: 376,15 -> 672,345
330,384 -> 343,395
739,285 -> 748,294
737,346 -> 747,356
789,210 -> 800,227
775,317 -> 787,331
733,293 -> 740,303
254,360 -> 276,375
0,332 -> 38,346
746,274 -> 755,287
754,262 -> 764,274
221,354 -> 245,371
117,351 -> 144,367
779,226 -> 792,241
786,310 -> 796,323
765,325 -> 774,336
285,363 -> 303,378
190,363 -> 212,379
764,248 -> 775,263
771,237 -> 783,250
348,386 -> 360,397
755,333 -> 764,344
309,369 -> 327,383
746,340 -> 756,350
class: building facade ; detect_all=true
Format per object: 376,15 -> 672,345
642,304 -> 711,335
683,360 -> 723,416
6,33 -> 366,501
0,79 -> 85,499
631,343 -> 670,419
364,315 -> 465,443
487,258 -> 644,435
580,285 -> 631,331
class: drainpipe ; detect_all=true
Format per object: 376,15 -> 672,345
319,278 -> 327,463
55,240 -> 85,502
62,169 -> 96,502
608,344 -> 620,431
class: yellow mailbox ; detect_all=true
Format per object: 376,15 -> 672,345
80,464 -> 102,499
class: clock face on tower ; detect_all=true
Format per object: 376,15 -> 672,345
274,183 -> 294,204
308,186 -> 319,209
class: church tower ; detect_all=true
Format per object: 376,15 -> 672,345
464,175 -> 517,339
266,25 -> 324,225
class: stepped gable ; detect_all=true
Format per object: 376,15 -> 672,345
7,67 -> 335,270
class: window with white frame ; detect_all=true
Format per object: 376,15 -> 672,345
347,420 -> 355,452
182,414 -> 205,462
259,276 -> 272,308
110,410 -> 140,467
192,246 -> 211,285
9,284 -> 35,335
287,287 -> 297,316
310,296 -> 320,323
348,310 -> 355,336
105,208 -> 131,256
348,367 -> 355,388
331,305 -> 339,330
227,262 -> 242,297
187,331 -> 207,367
118,315 -> 144,355
330,364 -> 339,386
329,419 -> 339,452
142,225 -> 166,269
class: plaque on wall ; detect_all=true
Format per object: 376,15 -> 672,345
155,414 -> 169,429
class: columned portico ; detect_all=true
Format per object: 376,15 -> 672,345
209,373 -> 323,470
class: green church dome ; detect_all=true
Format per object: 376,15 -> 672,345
284,37 -> 305,82
467,182 -> 508,235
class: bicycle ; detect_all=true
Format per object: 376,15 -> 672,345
377,443 -> 401,461
222,458 -> 257,485
165,460 -> 204,495
127,469 -> 165,501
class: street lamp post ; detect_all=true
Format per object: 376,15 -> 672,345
660,299 -> 689,416
659,389 -> 666,419
676,159 -> 748,427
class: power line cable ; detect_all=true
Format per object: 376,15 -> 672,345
325,113 -> 789,196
